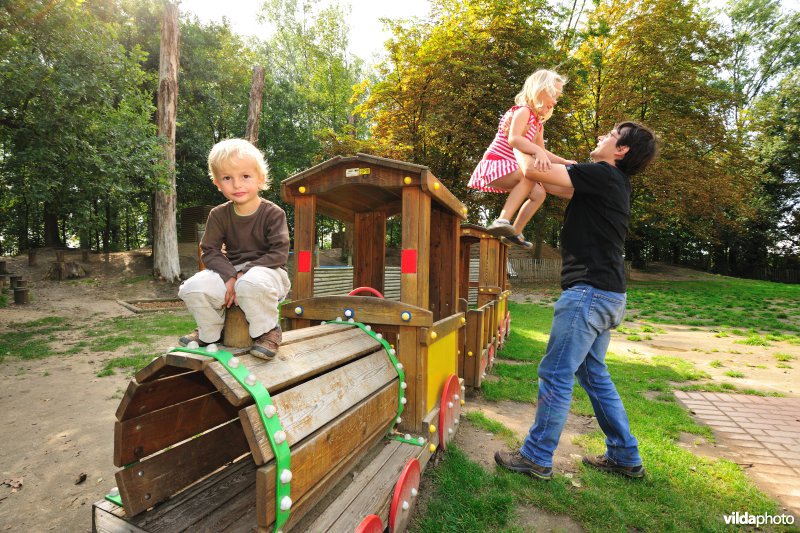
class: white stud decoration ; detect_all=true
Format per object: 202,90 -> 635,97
402,501 -> 410,511
454,394 -> 460,400
365,325 -> 371,331
448,428 -> 453,435
294,306 -> 303,315
245,374 -> 257,386
321,321 -> 326,324
187,341 -> 199,349
461,385 -> 466,391
401,397 -> 407,405
280,469 -> 293,484
206,343 -> 218,353
401,381 -> 407,389
280,496 -> 292,511
109,487 -> 119,497
228,357 -> 240,369
336,317 -> 342,321
274,430 -> 287,444
376,333 -> 383,340
344,309 -> 353,317
390,349 -> 396,356
396,417 -> 402,424
418,437 -> 425,445
348,318 -> 355,323
263,405 -> 277,418
405,434 -> 411,440
448,401 -> 454,409
396,363 -> 403,370
454,418 -> 460,425
411,488 -> 418,497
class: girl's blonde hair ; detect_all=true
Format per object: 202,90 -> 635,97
515,69 -> 567,122
208,138 -> 270,190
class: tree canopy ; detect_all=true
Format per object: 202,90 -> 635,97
0,0 -> 797,278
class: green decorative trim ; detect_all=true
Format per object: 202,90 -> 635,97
172,347 -> 291,532
104,490 -> 122,506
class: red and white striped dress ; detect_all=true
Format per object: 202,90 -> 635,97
469,105 -> 541,193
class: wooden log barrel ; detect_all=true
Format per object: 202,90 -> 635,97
223,305 -> 252,348
9,275 -> 22,290
28,249 -> 37,266
108,323 -> 401,530
14,288 -> 30,304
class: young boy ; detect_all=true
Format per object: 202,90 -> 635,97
178,138 -> 290,359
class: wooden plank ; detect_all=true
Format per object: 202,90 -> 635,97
255,382 -> 398,528
281,296 -> 432,326
93,500 -> 148,533
308,440 -> 415,531
116,419 -> 250,516
421,312 -> 464,346
118,456 -> 257,532
204,326 -> 381,407
396,325 -> 419,432
420,169 -> 467,220
145,458 -> 256,533
114,391 -> 240,466
134,356 -> 192,384
115,371 -> 215,422
315,197 -> 355,223
353,211 -> 386,293
240,351 -> 397,465
430,208 -> 460,321
292,195 -> 316,301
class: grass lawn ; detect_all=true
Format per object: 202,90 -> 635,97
412,278 -> 799,532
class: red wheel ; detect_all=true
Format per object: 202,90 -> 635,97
348,286 -> 385,298
389,458 -> 421,532
356,514 -> 384,533
438,374 -> 462,450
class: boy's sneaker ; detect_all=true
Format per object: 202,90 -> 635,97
582,454 -> 645,478
501,234 -> 533,249
178,329 -> 219,347
494,450 -> 553,480
485,219 -> 517,238
250,326 -> 282,360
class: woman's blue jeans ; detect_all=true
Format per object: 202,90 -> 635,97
519,284 -> 642,467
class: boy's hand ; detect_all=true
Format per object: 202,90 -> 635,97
224,272 -> 243,308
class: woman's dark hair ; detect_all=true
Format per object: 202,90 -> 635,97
614,121 -> 658,175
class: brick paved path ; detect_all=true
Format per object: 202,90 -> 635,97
675,391 -> 800,517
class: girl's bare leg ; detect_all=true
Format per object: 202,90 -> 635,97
488,169 -> 532,222
513,183 -> 546,234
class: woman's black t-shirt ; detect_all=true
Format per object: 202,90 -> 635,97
561,162 -> 631,293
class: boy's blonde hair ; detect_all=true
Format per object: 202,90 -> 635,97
208,138 -> 270,190
515,69 -> 567,122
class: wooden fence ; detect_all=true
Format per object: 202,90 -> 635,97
509,258 -> 632,283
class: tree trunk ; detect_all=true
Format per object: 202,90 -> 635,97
245,66 -> 266,144
153,3 -> 181,282
43,202 -> 61,247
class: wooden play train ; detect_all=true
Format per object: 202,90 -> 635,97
92,154 -> 513,532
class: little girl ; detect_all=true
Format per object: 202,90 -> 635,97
469,69 -> 574,248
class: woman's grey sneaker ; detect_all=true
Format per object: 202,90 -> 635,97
250,325 -> 282,359
582,454 -> 645,478
501,234 -> 533,249
178,329 -> 219,347
494,449 -> 553,480
486,219 -> 517,238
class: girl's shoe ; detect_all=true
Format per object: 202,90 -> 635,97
501,234 -> 533,249
486,219 -> 517,237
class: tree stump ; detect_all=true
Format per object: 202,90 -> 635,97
0,275 -> 9,292
14,288 -> 30,304
47,261 -> 86,280
223,305 -> 252,348
82,250 -> 91,262
56,250 -> 66,262
0,261 -> 7,274
28,249 -> 37,266
15,279 -> 27,289
10,275 -> 23,290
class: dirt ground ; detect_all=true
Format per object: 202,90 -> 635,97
0,251 -> 797,532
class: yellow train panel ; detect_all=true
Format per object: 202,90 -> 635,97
427,330 -> 457,409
